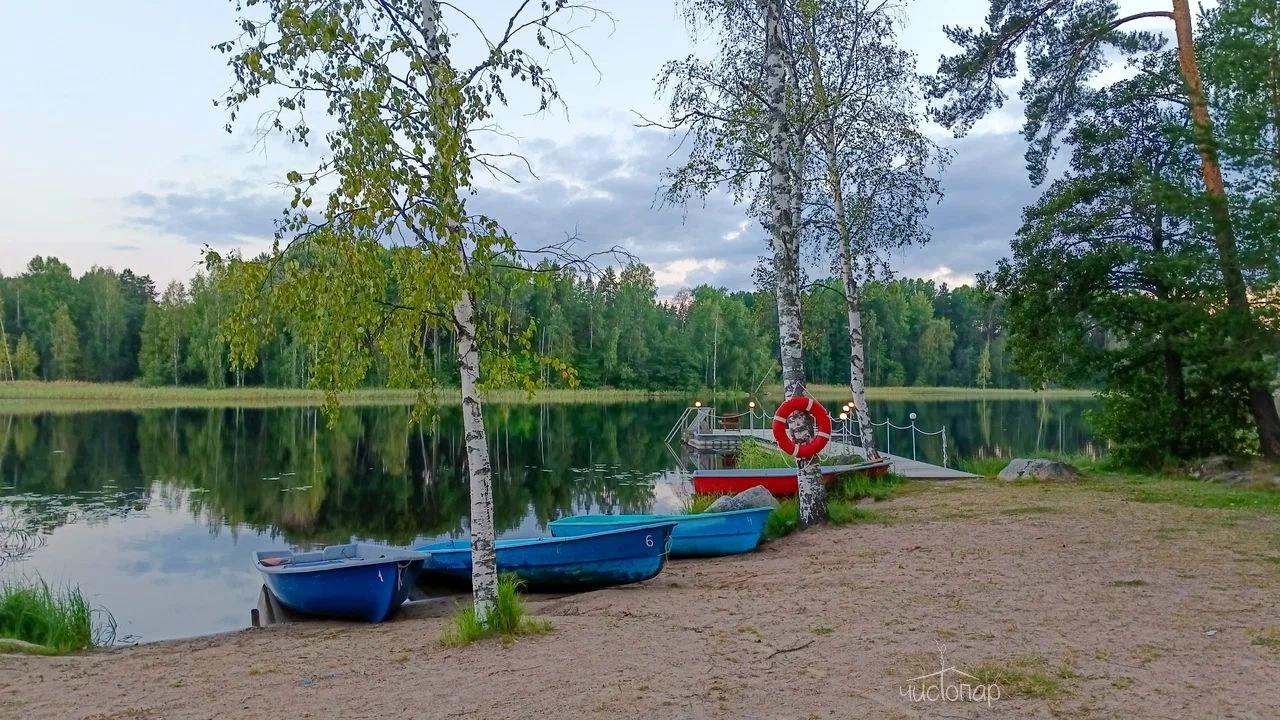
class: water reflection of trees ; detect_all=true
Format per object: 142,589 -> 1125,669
0,403 -> 678,548
0,400 -> 1105,552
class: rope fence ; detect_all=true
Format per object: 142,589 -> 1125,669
678,405 -> 949,467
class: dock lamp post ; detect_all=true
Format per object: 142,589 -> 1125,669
748,400 -> 755,431
839,412 -> 848,443
909,412 -> 917,460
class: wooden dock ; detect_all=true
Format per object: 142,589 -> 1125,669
689,428 -> 977,480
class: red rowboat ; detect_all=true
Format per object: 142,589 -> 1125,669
691,458 -> 892,497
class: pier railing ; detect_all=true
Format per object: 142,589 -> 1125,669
673,405 -> 950,467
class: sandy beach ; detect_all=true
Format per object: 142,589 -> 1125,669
4,480 -> 1278,719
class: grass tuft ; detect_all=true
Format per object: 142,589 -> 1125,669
0,577 -> 113,654
970,655 -> 1065,700
679,494 -> 720,515
438,575 -> 553,648
835,473 -> 903,502
763,499 -> 799,540
958,456 -> 1014,478
1251,628 -> 1280,651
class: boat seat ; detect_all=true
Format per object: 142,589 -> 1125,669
322,544 -> 358,561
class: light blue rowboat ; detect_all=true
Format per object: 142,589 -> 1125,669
413,521 -> 677,592
254,542 -> 430,623
547,506 -> 773,558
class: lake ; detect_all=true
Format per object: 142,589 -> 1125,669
0,396 -> 1100,643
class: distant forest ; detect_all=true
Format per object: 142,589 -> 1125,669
0,256 -> 1021,391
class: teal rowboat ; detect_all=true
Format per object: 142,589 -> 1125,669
414,521 -> 677,592
547,506 -> 773,558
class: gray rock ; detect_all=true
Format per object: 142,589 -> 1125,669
705,485 -> 780,513
996,458 -> 1079,482
1189,456 -> 1280,488
1189,456 -> 1247,485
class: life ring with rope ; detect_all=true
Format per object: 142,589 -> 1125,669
771,396 -> 832,459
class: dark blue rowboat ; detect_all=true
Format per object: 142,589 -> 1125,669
413,521 -> 677,592
547,506 -> 773,558
254,543 -> 430,623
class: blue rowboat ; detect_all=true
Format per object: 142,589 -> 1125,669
547,506 -> 773,558
254,543 -> 430,623
413,521 -> 677,592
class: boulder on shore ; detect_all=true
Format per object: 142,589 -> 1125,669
996,458 -> 1079,482
705,485 -> 779,513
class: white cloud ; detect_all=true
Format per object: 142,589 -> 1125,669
920,265 -> 977,288
653,258 -> 727,293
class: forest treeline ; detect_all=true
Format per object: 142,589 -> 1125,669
0,255 -> 1020,391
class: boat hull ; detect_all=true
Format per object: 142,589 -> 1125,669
547,507 -> 773,557
255,543 -> 429,623
691,459 -> 891,497
414,522 -> 677,592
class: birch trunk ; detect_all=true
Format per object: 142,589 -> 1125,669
840,248 -> 878,458
763,0 -> 826,525
453,288 -> 498,621
799,18 -> 879,459
423,0 -> 498,619
818,128 -> 878,458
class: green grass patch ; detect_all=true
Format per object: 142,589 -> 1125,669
735,438 -> 866,471
970,655 -> 1065,700
958,456 -> 1013,478
1252,628 -> 1280,650
438,575 -> 553,648
0,578 -> 113,654
754,470 -> 901,541
736,439 -> 797,470
763,499 -> 800,540
959,452 -> 1107,478
835,472 -> 903,502
1093,473 -> 1280,512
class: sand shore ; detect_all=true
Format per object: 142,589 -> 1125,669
3,480 -> 1277,719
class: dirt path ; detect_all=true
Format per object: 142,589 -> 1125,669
3,480 -> 1278,719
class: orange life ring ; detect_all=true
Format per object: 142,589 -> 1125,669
771,397 -> 832,459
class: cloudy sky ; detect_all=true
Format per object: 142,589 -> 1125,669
0,0 -> 1170,297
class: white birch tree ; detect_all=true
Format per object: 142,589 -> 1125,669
793,0 -> 947,459
653,0 -> 827,524
211,0 -> 609,621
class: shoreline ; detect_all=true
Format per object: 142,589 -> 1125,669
0,381 -> 1096,414
2,479 -> 1276,718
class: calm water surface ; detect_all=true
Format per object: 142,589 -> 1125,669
0,397 -> 1099,642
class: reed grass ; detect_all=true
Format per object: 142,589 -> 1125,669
438,575 -> 553,647
0,578 -> 112,655
758,385 -> 1096,401
0,381 -> 700,414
